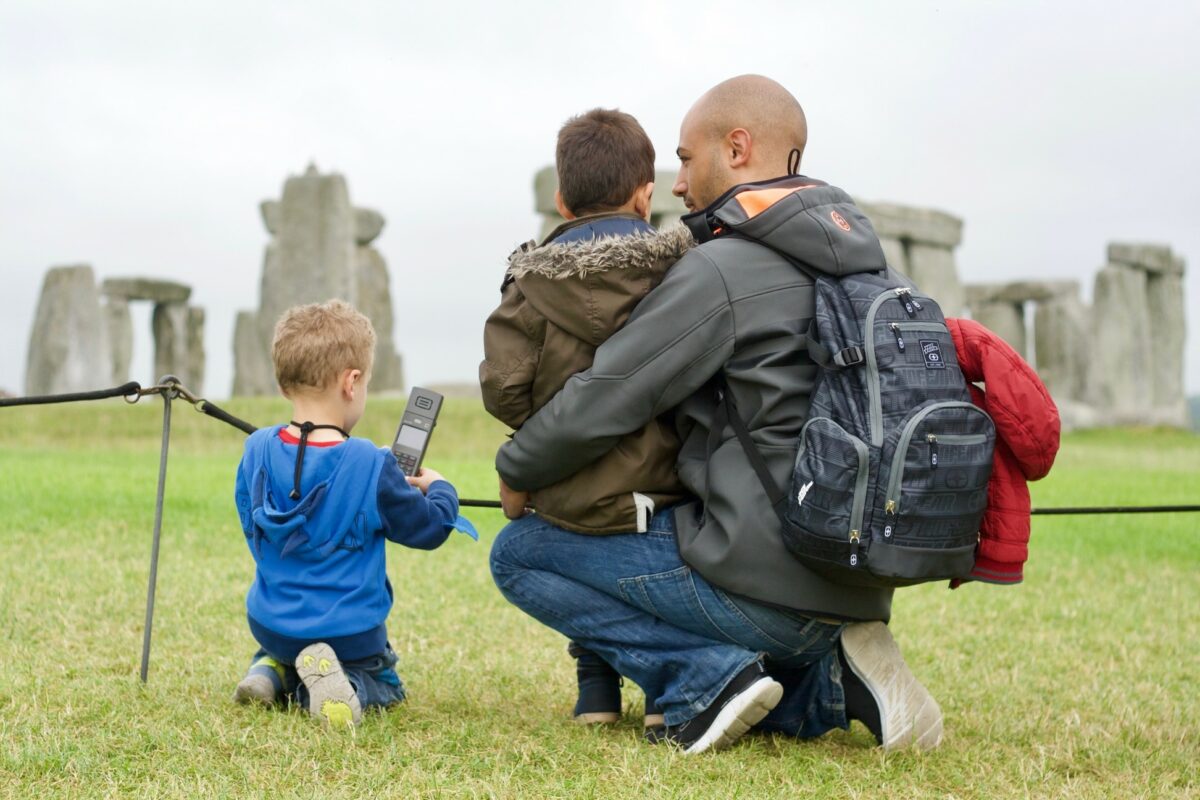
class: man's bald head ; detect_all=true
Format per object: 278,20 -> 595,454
673,75 -> 808,211
690,75 -> 808,166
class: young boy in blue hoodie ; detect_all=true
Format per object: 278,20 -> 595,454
233,299 -> 464,727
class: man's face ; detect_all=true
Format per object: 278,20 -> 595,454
673,110 -> 730,213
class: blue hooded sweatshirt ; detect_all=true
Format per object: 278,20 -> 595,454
235,425 -> 459,660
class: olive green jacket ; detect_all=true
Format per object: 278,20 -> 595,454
480,215 -> 694,533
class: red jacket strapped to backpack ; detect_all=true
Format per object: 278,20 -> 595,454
946,317 -> 1061,585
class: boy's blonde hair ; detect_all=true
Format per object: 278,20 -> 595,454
272,299 -> 376,394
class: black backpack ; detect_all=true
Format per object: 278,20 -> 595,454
718,268 -> 996,588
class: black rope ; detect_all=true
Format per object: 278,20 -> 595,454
3,382 -> 1196,517
0,381 -> 141,406
1031,505 -> 1200,516
456,501 -> 1200,514
197,401 -> 258,436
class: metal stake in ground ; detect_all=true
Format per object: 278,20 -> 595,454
140,376 -> 180,683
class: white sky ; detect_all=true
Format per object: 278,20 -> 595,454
2,1 -> 1197,400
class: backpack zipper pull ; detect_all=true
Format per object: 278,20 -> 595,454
889,323 -> 905,352
927,433 -> 939,469
849,530 -> 861,567
895,288 -> 917,317
883,499 -> 896,538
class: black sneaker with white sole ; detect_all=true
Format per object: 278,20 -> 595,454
663,661 -> 783,754
839,621 -> 943,751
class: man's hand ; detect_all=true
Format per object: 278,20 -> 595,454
406,466 -> 446,495
499,477 -> 531,520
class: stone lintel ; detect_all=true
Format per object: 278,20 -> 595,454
1106,243 -> 1183,274
965,280 -> 1080,306
856,200 -> 963,247
101,277 -> 191,304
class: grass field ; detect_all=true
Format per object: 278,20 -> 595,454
0,396 -> 1197,799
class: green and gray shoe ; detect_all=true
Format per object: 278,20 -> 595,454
234,654 -> 287,706
296,643 -> 362,728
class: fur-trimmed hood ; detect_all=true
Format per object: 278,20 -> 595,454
505,223 -> 694,345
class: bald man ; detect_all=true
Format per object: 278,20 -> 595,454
489,75 -> 942,754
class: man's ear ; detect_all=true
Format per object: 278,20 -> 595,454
554,189 -> 576,221
633,182 -> 654,221
727,128 -> 752,169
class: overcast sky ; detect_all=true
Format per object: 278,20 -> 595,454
2,1 -> 1197,401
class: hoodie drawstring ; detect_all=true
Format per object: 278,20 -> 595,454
289,421 -> 349,500
787,148 -> 802,176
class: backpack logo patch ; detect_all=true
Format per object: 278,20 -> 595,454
830,210 -> 851,232
797,480 -> 814,507
920,339 -> 946,369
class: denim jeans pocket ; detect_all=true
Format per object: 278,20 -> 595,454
616,565 -> 706,621
721,595 -> 844,660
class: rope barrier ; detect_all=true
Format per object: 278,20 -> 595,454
1030,504 -> 1200,515
0,381 -> 142,406
2,383 -> 1197,516
2,378 -> 1198,683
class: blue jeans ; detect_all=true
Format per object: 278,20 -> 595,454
490,508 -> 849,735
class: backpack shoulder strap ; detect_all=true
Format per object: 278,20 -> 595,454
709,375 -> 789,523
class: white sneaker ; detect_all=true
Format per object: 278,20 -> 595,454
840,622 -> 943,751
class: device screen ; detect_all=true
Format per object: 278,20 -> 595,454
394,424 -> 428,451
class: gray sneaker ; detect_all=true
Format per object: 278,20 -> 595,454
839,622 -> 943,751
295,643 -> 362,728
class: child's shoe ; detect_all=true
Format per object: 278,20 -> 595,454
233,654 -> 287,706
296,643 -> 362,728
568,642 -> 621,724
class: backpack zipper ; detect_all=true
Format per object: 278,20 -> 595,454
885,401 -> 989,513
793,417 -> 870,546
863,288 -> 933,446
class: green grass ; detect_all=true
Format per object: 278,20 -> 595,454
0,398 -> 1197,799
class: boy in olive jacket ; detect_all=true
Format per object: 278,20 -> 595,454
480,109 -> 692,733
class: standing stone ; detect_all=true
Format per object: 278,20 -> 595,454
1088,265 -> 1152,423
234,164 -> 406,395
233,311 -> 275,397
152,302 -> 190,385
258,164 -> 358,333
1035,289 -> 1090,423
907,243 -> 966,316
1144,267 -> 1188,426
25,265 -> 112,395
186,307 -> 206,393
356,246 -> 404,391
972,301 -> 1027,358
104,295 -> 133,384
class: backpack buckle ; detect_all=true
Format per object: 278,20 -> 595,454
833,347 -> 865,368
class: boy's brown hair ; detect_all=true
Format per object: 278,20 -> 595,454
272,299 -> 376,394
556,108 -> 655,216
